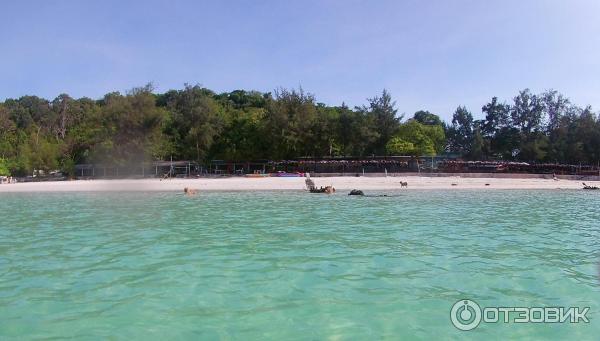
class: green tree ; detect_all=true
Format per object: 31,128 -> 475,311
336,104 -> 378,156
0,158 -> 9,176
0,105 -> 17,162
361,89 -> 401,155
2,85 -> 600,174
386,137 -> 416,155
262,88 -> 317,159
446,106 -> 474,156
387,120 -> 443,156
413,110 -> 443,126
481,97 -> 517,159
511,89 -> 544,134
92,84 -> 168,165
164,85 -> 222,161
210,106 -> 266,161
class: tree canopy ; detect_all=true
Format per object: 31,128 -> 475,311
0,85 -> 598,176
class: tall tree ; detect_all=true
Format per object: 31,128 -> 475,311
511,89 -> 544,134
446,106 -> 474,156
541,90 -> 570,133
336,103 -> 378,156
361,89 -> 401,155
92,84 -> 168,165
413,110 -> 443,126
166,85 -> 223,161
263,88 -> 317,159
481,97 -> 518,159
386,120 -> 444,156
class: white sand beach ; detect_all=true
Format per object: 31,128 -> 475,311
0,175 -> 596,192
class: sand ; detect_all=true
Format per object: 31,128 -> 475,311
0,175 -> 595,192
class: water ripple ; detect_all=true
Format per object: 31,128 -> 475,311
0,190 -> 599,339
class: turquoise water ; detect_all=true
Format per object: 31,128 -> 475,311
0,190 -> 599,339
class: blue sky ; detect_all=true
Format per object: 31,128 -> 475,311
1,0 -> 599,120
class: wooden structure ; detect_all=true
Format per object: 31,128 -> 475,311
74,161 -> 199,178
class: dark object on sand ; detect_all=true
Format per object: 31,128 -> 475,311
451,183 -> 458,186
582,183 -> 599,190
485,183 -> 490,186
348,189 -> 364,196
400,181 -> 408,188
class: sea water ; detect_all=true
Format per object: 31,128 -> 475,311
0,190 -> 599,339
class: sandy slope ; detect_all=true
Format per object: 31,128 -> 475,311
0,176 -> 594,192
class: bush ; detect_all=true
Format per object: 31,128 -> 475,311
0,158 -> 10,176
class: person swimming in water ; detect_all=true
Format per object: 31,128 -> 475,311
184,187 -> 198,195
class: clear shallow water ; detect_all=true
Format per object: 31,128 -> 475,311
0,190 -> 599,340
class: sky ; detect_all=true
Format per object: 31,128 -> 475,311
1,0 -> 599,121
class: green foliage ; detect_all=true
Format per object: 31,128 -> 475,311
387,120 -> 444,156
386,137 -> 417,155
0,85 -> 599,177
413,110 -> 443,126
0,158 -> 10,176
446,106 -> 474,155
469,127 -> 485,160
263,88 -> 318,159
93,84 -> 168,165
165,85 -> 223,161
360,89 -> 401,155
19,132 -> 62,173
466,90 -> 600,163
422,124 -> 446,154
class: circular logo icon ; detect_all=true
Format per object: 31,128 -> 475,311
450,299 -> 482,331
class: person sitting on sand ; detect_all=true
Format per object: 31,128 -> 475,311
184,187 -> 198,196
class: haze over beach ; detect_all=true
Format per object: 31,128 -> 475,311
1,1 -> 600,340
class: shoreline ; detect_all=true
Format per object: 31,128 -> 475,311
0,175 -> 595,192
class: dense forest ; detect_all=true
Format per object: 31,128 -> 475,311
0,84 -> 599,176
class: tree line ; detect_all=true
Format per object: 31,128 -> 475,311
0,84 -> 598,176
